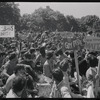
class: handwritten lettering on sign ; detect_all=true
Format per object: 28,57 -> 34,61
0,25 -> 15,38
84,36 -> 100,51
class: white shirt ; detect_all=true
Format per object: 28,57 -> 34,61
6,89 -> 20,98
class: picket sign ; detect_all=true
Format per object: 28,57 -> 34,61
74,50 -> 82,94
55,31 -> 83,94
84,36 -> 100,51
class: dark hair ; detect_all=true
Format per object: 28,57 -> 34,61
65,51 -> 69,56
89,52 -> 97,56
29,48 -> 35,54
55,49 -> 63,56
78,56 -> 82,62
0,52 -> 6,57
14,64 -> 25,74
35,61 -> 43,73
89,57 -> 98,68
69,51 -> 74,58
46,51 -> 53,60
52,68 -> 63,83
12,76 -> 26,93
39,46 -> 45,57
9,52 -> 17,60
24,52 -> 32,59
88,30 -> 93,35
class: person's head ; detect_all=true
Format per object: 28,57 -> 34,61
39,46 -> 45,57
12,76 -> 26,95
0,52 -> 6,59
88,56 -> 98,68
64,51 -> 69,56
69,51 -> 74,59
24,52 -> 32,61
52,68 -> 63,84
35,61 -> 43,73
55,49 -> 63,56
88,52 -> 97,58
14,64 -> 26,76
29,48 -> 35,54
9,52 -> 18,63
78,56 -> 82,62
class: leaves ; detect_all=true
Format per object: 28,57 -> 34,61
0,2 -> 21,31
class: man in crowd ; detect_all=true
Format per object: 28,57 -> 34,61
2,52 -> 18,78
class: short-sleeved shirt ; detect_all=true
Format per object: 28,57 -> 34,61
6,89 -> 20,98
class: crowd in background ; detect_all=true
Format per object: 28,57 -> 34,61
0,31 -> 100,98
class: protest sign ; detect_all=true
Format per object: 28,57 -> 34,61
54,31 -> 83,94
55,31 -> 84,51
0,25 -> 15,38
84,36 -> 100,51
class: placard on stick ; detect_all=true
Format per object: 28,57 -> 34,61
55,32 -> 84,51
55,31 -> 83,94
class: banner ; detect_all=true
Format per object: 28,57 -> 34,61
55,32 -> 84,51
0,25 -> 15,38
84,36 -> 100,51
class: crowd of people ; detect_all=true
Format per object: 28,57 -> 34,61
0,31 -> 100,98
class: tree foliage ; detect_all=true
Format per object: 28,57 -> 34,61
20,6 -> 100,34
0,2 -> 21,31
1,3 -> 100,35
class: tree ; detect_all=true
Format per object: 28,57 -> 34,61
79,15 -> 100,32
65,15 -> 80,32
0,2 -> 21,31
20,13 -> 31,32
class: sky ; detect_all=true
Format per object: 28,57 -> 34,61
17,2 -> 100,18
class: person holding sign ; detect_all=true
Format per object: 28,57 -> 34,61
86,53 -> 100,98
50,58 -> 85,98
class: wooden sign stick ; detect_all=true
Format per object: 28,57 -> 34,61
74,50 -> 82,94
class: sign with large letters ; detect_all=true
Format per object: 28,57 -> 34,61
55,32 -> 84,51
0,25 -> 15,38
84,36 -> 100,51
